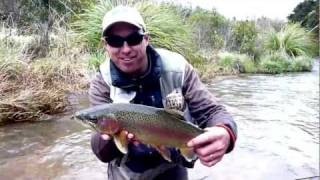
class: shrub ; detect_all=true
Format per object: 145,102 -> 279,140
238,54 -> 256,73
217,52 -> 240,73
187,7 -> 227,50
230,20 -> 258,56
289,56 -> 313,71
259,52 -> 290,73
88,50 -> 106,71
264,23 -> 317,57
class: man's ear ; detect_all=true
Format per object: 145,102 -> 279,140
101,37 -> 109,50
101,37 -> 107,44
143,33 -> 150,45
144,33 -> 149,41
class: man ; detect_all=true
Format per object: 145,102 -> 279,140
89,5 -> 237,180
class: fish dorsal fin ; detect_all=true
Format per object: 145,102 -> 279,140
163,108 -> 185,121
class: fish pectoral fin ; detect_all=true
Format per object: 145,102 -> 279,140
154,145 -> 172,162
180,147 -> 197,162
163,108 -> 185,121
113,130 -> 128,154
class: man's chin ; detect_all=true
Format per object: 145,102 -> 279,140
119,66 -> 139,75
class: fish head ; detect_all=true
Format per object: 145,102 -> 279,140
97,116 -> 120,135
74,104 -> 120,134
75,109 -> 97,123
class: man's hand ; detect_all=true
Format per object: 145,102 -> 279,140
100,130 -> 140,146
187,126 -> 230,167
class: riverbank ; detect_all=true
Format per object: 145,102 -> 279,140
1,56 -> 317,125
1,61 -> 318,179
0,18 -> 317,125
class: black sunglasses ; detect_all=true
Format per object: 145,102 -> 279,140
105,31 -> 145,48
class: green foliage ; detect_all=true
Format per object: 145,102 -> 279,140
217,52 -> 257,73
238,54 -> 257,73
259,51 -> 313,73
140,2 -> 195,57
288,0 -> 318,31
264,31 -> 281,51
217,52 -> 236,67
73,0 -> 202,65
264,23 -> 317,57
187,7 -> 227,50
288,0 -> 319,54
88,50 -> 106,71
217,52 -> 240,73
260,60 -> 285,74
159,2 -> 192,21
72,0 -> 112,51
230,20 -> 258,56
289,56 -> 313,71
259,52 -> 288,73
1,0 -> 96,30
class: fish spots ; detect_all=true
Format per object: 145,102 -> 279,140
136,122 -> 193,145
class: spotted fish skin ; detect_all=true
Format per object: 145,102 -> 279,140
75,103 -> 204,162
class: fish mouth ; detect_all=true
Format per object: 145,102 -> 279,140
74,111 -> 98,124
73,112 -> 99,131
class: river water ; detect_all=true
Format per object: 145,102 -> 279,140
0,60 -> 319,180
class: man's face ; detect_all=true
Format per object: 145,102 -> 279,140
104,23 -> 149,76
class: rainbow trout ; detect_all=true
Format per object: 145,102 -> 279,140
74,103 -> 205,162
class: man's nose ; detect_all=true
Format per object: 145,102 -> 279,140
121,41 -> 131,53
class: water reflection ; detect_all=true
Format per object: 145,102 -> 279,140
0,61 -> 318,180
192,60 -> 319,179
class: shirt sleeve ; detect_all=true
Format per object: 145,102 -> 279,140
88,71 -> 122,162
182,63 -> 237,153
88,72 -> 112,106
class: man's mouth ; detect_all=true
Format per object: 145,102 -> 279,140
120,57 -> 135,62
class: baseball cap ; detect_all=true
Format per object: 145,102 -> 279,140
102,6 -> 146,36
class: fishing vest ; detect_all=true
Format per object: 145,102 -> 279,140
99,48 -> 192,180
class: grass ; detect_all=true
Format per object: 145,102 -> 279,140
73,0 -> 203,68
264,23 -> 317,57
216,52 -> 257,74
0,1 -> 317,125
0,88 -> 67,125
0,24 -> 90,125
0,55 -> 89,125
258,52 -> 313,73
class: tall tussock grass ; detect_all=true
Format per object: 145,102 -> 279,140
1,0 -> 317,125
0,17 -> 89,125
0,56 -> 89,125
0,89 -> 67,125
260,23 -> 316,73
73,0 -> 203,68
264,23 -> 317,57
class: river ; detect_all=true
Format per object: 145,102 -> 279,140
0,60 -> 318,180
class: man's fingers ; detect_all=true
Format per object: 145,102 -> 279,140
200,156 -> 222,167
127,132 -> 135,139
195,142 -> 218,157
187,131 -> 216,147
101,134 -> 111,140
198,150 -> 224,163
123,130 -> 140,145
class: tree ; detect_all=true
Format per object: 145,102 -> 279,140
187,7 -> 227,50
288,0 -> 319,32
229,20 -> 258,57
0,0 -> 96,58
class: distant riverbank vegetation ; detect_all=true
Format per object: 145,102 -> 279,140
0,0 -> 318,124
